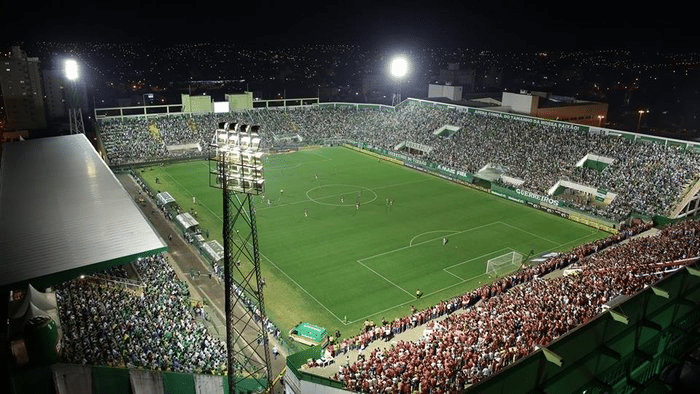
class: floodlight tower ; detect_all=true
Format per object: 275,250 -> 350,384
64,59 -> 85,134
390,56 -> 408,106
209,122 -> 272,393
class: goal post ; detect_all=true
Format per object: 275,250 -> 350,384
486,251 -> 523,277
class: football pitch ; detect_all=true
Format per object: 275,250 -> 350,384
138,146 -> 609,340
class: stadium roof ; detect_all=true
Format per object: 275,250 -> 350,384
0,134 -> 167,290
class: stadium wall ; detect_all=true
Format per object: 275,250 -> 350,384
11,365 -> 235,394
226,91 -> 253,110
285,346 -> 346,394
90,95 -> 700,154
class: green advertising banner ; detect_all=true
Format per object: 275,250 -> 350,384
354,143 -> 474,184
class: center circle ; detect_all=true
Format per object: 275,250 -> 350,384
306,184 -> 378,206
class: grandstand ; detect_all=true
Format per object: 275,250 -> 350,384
89,96 -> 700,393
3,93 -> 700,394
96,98 -> 700,223
2,134 -> 275,393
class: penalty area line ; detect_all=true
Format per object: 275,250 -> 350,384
347,271 -> 491,324
356,260 -> 415,298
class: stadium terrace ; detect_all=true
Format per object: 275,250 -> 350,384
97,98 -> 700,223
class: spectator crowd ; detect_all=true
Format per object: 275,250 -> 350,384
328,219 -> 699,393
55,254 -> 227,375
98,101 -> 700,221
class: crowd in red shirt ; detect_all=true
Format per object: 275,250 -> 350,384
330,220 -> 700,393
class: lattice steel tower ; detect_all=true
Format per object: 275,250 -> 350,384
209,122 -> 272,393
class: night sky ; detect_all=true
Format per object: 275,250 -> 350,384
2,0 -> 698,50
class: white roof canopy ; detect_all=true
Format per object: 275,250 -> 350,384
0,134 -> 167,290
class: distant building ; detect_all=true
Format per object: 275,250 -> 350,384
42,64 -> 89,122
181,94 -> 212,113
428,63 -> 475,101
226,91 -> 253,111
428,84 -> 463,101
438,63 -> 475,90
502,90 -> 608,127
0,46 -> 47,131
42,69 -> 68,120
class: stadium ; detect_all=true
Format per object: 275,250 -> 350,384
3,93 -> 700,394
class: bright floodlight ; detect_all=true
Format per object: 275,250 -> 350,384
64,59 -> 79,80
390,57 -> 408,78
210,123 -> 264,195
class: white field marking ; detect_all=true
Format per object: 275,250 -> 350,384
496,220 -> 603,252
198,153 -> 329,176
187,161 -> 599,324
441,247 -> 513,271
442,247 -> 515,281
256,178 -> 430,211
349,243 -> 539,323
409,230 -> 460,247
265,152 -> 333,170
356,260 -> 415,298
163,170 -> 224,221
258,252 -> 347,324
348,272 -> 491,324
305,184 -> 378,206
497,221 -> 560,246
350,227 -> 539,322
304,150 -> 332,160
351,224 -> 509,319
359,222 -> 502,263
442,269 -> 465,281
549,227 -> 601,251
171,164 -> 348,323
159,169 -> 332,331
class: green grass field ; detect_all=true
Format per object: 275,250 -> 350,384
137,146 -> 609,343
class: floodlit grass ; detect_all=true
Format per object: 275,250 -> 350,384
138,147 -> 609,341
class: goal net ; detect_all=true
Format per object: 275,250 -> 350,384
486,251 -> 523,277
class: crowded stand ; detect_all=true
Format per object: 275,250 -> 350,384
97,101 -> 700,221
211,262 -> 282,341
327,219 -> 699,393
55,254 -> 227,374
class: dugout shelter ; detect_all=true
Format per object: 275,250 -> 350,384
175,212 -> 202,242
155,191 -> 177,210
289,322 -> 327,346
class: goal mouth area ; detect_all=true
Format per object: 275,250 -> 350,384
486,251 -> 523,277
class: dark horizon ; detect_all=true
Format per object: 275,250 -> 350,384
2,1 -> 698,52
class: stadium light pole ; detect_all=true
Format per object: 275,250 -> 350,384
209,123 -> 272,394
390,56 -> 408,106
637,109 -> 649,132
64,59 -> 85,134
